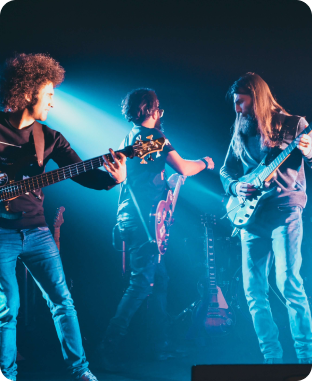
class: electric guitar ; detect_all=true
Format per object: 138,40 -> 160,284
0,137 -> 166,219
195,213 -> 235,336
53,206 -> 65,252
226,123 -> 312,228
150,174 -> 186,262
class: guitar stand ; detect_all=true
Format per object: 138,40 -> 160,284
172,300 -> 198,322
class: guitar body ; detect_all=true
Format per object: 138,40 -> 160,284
226,158 -> 276,228
150,175 -> 186,260
0,156 -> 41,219
151,190 -> 174,256
204,306 -> 234,335
0,155 -> 39,187
196,281 -> 234,336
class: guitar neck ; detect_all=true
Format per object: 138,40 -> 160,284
171,176 -> 184,213
0,146 -> 133,202
54,228 -> 60,251
258,124 -> 312,183
205,226 -> 217,290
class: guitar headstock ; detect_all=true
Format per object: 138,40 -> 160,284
200,213 -> 216,228
53,206 -> 65,229
132,137 -> 166,160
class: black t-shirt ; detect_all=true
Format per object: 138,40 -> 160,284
0,112 -> 117,229
117,125 -> 175,219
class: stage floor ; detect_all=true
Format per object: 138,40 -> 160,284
16,330 -> 299,381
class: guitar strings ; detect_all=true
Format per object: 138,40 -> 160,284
0,156 -> 104,200
258,124 -> 312,183
0,140 -> 164,200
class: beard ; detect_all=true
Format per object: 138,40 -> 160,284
238,113 -> 258,136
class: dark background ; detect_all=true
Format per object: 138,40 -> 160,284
0,0 -> 312,373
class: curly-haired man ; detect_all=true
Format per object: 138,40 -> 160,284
0,53 -> 126,381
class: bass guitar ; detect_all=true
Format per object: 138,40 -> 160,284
225,123 -> 312,228
0,137 -> 166,219
194,213 -> 235,336
150,174 -> 186,262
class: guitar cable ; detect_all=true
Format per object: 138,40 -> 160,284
250,252 -> 288,309
128,185 -> 154,243
268,283 -> 288,309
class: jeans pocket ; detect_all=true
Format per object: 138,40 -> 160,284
37,226 -> 49,231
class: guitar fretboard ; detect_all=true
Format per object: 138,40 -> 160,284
172,176 -> 184,213
0,138 -> 166,203
0,150 -> 122,202
206,227 -> 217,290
257,124 -> 312,183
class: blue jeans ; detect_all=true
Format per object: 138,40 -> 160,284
0,283 -> 9,326
241,205 -> 312,360
0,227 -> 89,380
106,215 -> 169,346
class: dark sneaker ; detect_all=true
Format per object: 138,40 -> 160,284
75,370 -> 98,380
298,357 -> 312,364
153,341 -> 189,361
93,344 -> 125,373
263,358 -> 283,364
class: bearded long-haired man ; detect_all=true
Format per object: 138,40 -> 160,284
0,53 -> 126,381
220,72 -> 312,364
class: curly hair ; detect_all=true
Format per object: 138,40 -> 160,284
121,88 -> 159,125
0,53 -> 65,112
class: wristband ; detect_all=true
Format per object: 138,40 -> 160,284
200,158 -> 209,169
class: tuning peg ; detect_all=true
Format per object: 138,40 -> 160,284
156,151 -> 161,158
146,135 -> 153,140
148,154 -> 154,161
140,158 -> 147,164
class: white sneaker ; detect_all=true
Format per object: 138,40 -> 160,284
76,370 -> 98,381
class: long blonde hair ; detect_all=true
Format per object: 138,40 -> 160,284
228,73 -> 291,157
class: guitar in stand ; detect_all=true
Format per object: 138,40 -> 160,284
53,206 -> 73,291
53,206 -> 65,252
150,174 -> 186,262
184,214 -> 235,338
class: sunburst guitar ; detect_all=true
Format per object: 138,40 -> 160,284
150,175 -> 186,262
193,213 -> 235,336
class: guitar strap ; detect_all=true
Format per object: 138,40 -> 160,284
127,184 -> 153,242
33,121 -> 45,167
112,183 -> 154,253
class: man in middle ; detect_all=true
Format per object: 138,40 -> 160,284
95,88 -> 214,370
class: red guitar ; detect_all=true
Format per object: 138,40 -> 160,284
53,206 -> 65,252
150,174 -> 186,262
195,213 -> 235,336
